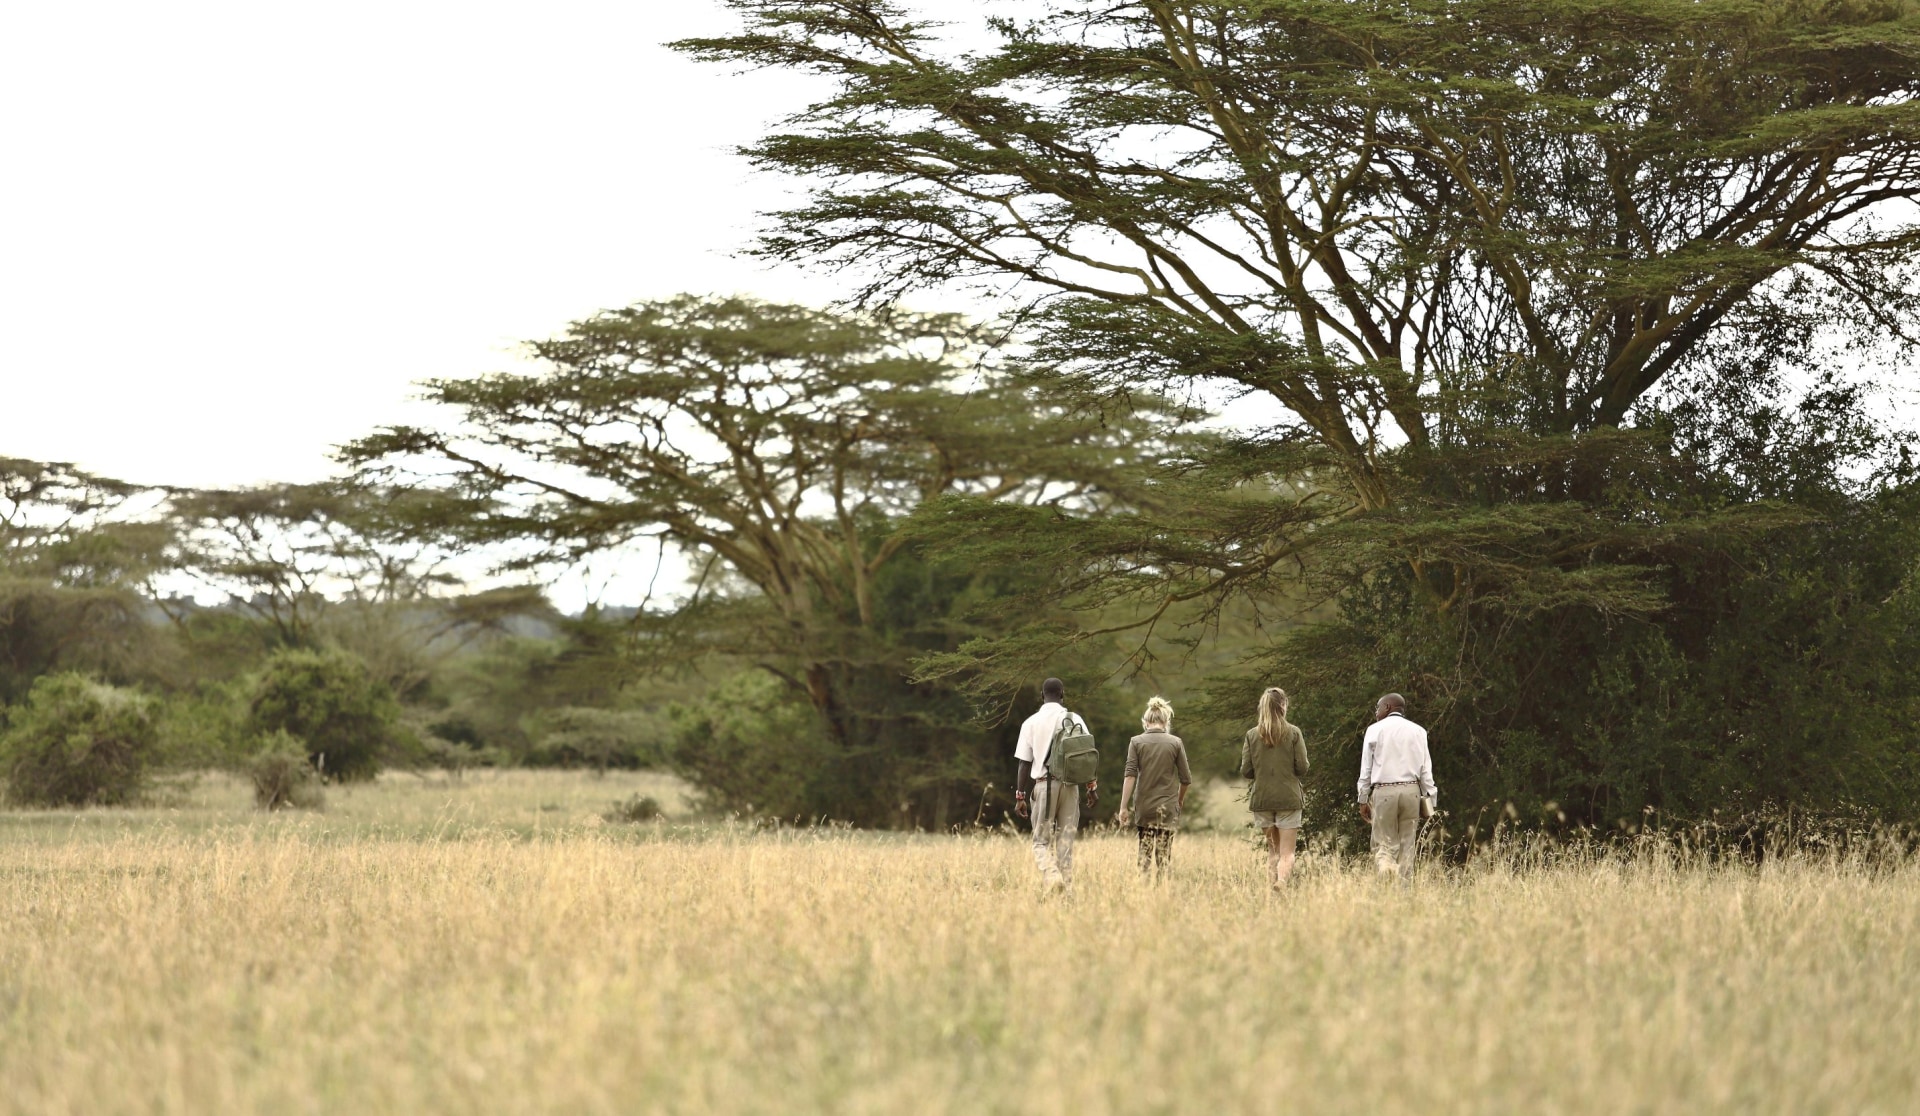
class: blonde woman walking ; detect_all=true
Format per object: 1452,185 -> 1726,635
1116,696 -> 1191,874
1240,687 -> 1310,889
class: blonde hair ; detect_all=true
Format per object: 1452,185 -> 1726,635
1142,695 -> 1173,731
1257,687 -> 1290,749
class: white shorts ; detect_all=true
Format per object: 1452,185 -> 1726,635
1252,809 -> 1302,830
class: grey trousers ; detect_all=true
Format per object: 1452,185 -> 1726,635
1370,783 -> 1421,879
1031,779 -> 1080,886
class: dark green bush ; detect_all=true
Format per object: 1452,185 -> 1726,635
248,730 -> 324,811
667,671 -> 839,819
426,713 -> 484,748
0,673 -> 156,806
246,649 -> 403,781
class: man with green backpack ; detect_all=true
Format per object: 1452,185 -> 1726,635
1013,677 -> 1100,892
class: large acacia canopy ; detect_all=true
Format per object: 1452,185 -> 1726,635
681,0 -> 1920,507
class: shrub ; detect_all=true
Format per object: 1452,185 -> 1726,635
522,706 -> 668,772
667,671 -> 836,819
246,649 -> 402,781
153,681 -> 250,770
248,730 -> 324,811
419,734 -> 505,778
0,673 -> 156,806
604,794 -> 663,823
426,713 -> 484,748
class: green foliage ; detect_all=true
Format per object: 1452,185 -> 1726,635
410,638 -> 558,762
152,609 -> 286,692
1245,374 -> 1920,836
683,2 -> 1920,831
248,729 -> 324,811
347,296 -> 1184,827
0,673 -> 156,806
0,579 -> 155,703
246,649 -> 404,782
416,736 -> 505,778
666,671 -> 841,821
683,1 -> 1920,492
520,706 -> 668,772
414,713 -> 505,776
2,459 -> 169,702
152,681 -> 251,769
417,627 -> 685,768
165,481 -> 491,647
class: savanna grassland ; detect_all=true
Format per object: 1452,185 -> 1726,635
1,772 -> 1916,1116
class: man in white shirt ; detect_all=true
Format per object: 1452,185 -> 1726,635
1013,677 -> 1097,890
1356,693 -> 1437,880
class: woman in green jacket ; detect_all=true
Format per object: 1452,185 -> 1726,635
1240,687 -> 1310,889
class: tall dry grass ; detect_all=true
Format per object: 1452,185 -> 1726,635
0,773 -> 1915,1114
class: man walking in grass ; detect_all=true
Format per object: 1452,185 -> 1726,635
1356,692 -> 1436,881
1013,677 -> 1098,891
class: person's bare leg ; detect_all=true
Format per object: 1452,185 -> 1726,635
1264,826 -> 1283,889
1275,826 -> 1299,886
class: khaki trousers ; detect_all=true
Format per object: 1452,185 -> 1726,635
1369,783 -> 1421,879
1030,779 -> 1080,886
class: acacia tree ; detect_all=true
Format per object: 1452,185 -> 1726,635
346,295 -> 1178,825
681,0 -> 1920,490
167,483 -> 455,643
680,1 -> 1920,828
0,459 -> 168,701
165,482 -> 542,696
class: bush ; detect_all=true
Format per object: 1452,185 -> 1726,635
248,730 -> 324,811
153,681 -> 250,770
604,794 -> 663,823
667,671 -> 837,819
0,673 -> 156,806
522,706 -> 668,772
419,734 -> 505,778
246,649 -> 403,781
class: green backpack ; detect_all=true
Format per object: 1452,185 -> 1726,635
1047,711 -> 1100,785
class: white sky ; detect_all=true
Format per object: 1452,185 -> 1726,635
0,2 -> 1042,609
0,1 -> 857,492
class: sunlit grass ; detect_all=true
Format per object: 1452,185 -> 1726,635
0,768 -> 696,844
1,772 -> 1914,1114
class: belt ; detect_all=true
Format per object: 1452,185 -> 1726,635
1372,780 -> 1416,788
1033,774 -> 1053,782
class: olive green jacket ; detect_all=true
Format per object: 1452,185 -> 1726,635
1239,724 -> 1310,814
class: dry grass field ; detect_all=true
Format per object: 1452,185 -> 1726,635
1,771 -> 1916,1115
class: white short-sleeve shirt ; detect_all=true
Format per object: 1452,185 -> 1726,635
1014,701 -> 1071,776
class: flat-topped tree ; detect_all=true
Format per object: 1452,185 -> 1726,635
345,295 -> 1180,825
677,0 -> 1920,507
0,459 -> 169,701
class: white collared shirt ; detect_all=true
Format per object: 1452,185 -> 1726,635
1014,701 -> 1070,775
1357,712 -> 1437,805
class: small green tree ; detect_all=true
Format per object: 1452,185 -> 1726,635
247,729 -> 325,811
246,649 -> 404,781
0,672 -> 156,806
667,670 -> 841,820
